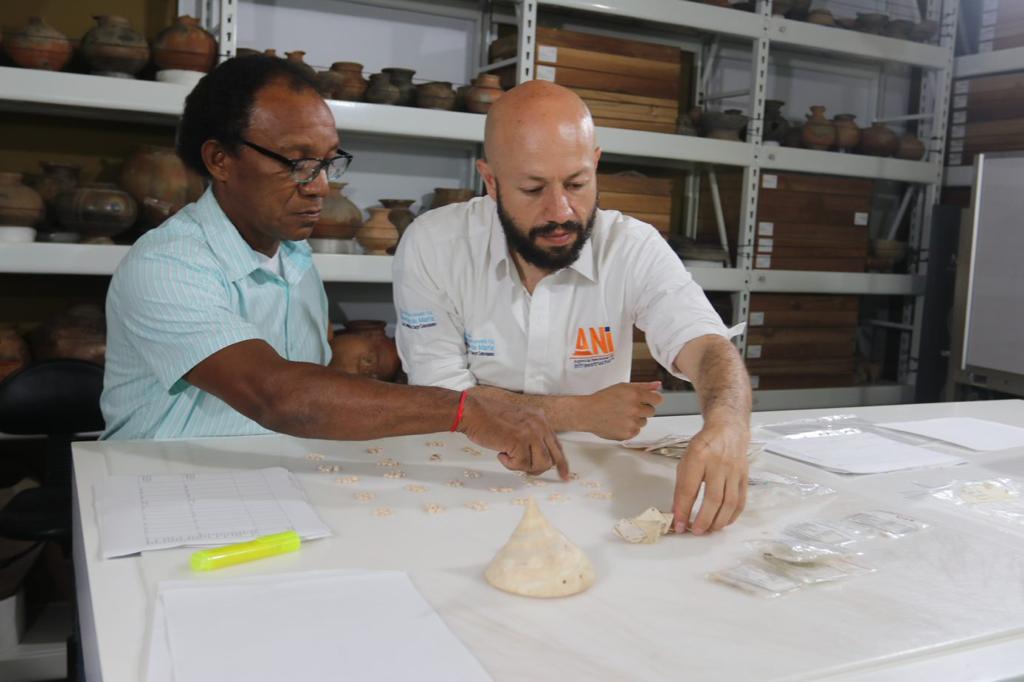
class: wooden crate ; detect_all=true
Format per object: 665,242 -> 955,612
597,173 -> 677,235
947,71 -> 1024,165
746,327 -> 857,360
748,294 -> 859,328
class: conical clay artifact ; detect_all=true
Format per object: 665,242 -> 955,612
484,498 -> 595,598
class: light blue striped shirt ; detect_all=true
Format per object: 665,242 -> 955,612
101,187 -> 331,440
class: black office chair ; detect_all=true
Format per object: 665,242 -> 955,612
0,360 -> 105,541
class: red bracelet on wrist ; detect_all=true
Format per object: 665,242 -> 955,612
450,390 -> 469,432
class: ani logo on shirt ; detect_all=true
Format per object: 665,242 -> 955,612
571,326 -> 616,369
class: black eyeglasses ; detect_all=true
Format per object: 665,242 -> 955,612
241,140 -> 353,185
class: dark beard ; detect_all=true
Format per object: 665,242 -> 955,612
496,185 -> 597,271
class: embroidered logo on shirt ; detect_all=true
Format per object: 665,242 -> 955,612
400,310 -> 437,330
465,333 -> 496,357
570,326 -> 616,369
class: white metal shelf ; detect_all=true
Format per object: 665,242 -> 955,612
769,17 -> 949,69
540,0 -> 764,39
686,267 -> 746,292
954,47 -> 1024,79
761,146 -> 941,184
748,270 -> 924,295
943,164 -> 974,187
658,383 -> 912,415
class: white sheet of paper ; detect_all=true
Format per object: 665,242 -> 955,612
94,467 -> 331,558
877,417 -> 1024,451
766,431 -> 966,474
145,570 -> 491,682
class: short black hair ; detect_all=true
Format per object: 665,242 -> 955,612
176,55 -> 321,178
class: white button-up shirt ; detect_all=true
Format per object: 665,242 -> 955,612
393,196 -> 729,395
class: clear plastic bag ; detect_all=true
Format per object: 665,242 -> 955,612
746,470 -> 836,511
844,510 -> 930,538
748,537 -> 848,563
764,555 -> 876,585
783,519 -> 878,547
919,478 -> 1024,526
708,559 -> 803,598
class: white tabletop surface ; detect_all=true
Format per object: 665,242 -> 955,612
72,400 -> 1024,682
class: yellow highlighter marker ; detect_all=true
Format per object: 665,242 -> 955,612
190,530 -> 301,571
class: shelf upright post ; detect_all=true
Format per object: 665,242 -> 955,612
515,0 -> 538,85
202,0 -> 237,62
900,0 -> 960,386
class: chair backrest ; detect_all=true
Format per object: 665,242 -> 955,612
0,360 -> 105,436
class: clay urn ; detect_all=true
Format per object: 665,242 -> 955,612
896,132 -> 926,161
381,67 -> 416,105
119,145 -> 191,230
807,9 -> 837,26
153,16 -> 217,73
416,81 -> 457,110
0,173 -> 45,227
762,100 -> 790,144
329,332 -> 378,377
313,181 -> 362,240
235,47 -> 261,58
263,48 -> 279,58
701,109 -> 749,141
365,73 -> 401,105
466,74 -> 504,114
343,320 -> 400,381
329,61 -> 367,101
380,199 -> 415,241
55,182 -> 137,239
832,114 -> 861,152
80,15 -> 151,78
356,207 -> 399,255
285,50 -> 316,77
31,162 -> 80,215
431,187 -> 475,209
802,106 -> 836,150
29,304 -> 107,366
859,122 -> 899,157
5,16 -> 73,71
0,326 -> 30,382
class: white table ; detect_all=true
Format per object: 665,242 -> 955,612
72,400 -> 1024,681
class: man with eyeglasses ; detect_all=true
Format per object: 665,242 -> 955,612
101,55 -> 567,479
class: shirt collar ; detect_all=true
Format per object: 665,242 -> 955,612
195,187 -> 313,284
485,196 -> 597,284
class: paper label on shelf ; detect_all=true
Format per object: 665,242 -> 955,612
749,312 -> 765,326
761,174 -> 778,190
750,375 -> 761,389
981,10 -> 998,25
758,222 -> 774,236
949,153 -> 963,165
538,45 -> 558,63
954,80 -> 970,95
755,255 -> 772,269
983,0 -> 999,11
758,239 -> 774,253
949,139 -> 965,152
952,110 -> 967,125
536,65 -> 556,81
746,344 -> 763,359
979,26 -> 996,40
951,124 -> 966,139
854,212 -> 869,226
953,94 -> 969,109
979,41 -> 993,53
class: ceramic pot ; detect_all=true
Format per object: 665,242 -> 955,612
910,19 -> 939,43
329,62 -> 367,101
119,145 -> 191,230
431,188 -> 475,209
896,132 -> 926,161
783,123 -> 804,147
763,100 -> 790,144
30,162 -> 80,219
416,82 -> 456,110
365,73 -> 401,105
55,182 -> 137,238
871,238 -> 908,272
29,304 -> 106,366
832,114 -> 861,152
313,181 -> 362,240
380,199 -> 415,242
285,51 -> 315,77
81,15 -> 150,78
153,16 -> 216,72
235,47 -> 261,58
316,70 -> 344,99
381,67 -> 416,105
0,173 -> 45,227
356,207 -> 399,255
344,320 -> 399,381
0,326 -> 30,382
859,122 -> 899,157
263,48 -> 279,58
5,16 -> 73,71
884,19 -> 914,40
856,13 -> 889,34
807,9 -> 837,26
702,109 -> 748,141
329,332 -> 378,377
466,74 -> 504,114
772,0 -> 811,16
802,105 -> 836,150
677,111 -> 698,136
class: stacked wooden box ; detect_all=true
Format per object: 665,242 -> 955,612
697,171 -> 872,272
489,27 -> 690,134
947,70 -> 1024,168
974,0 -> 1024,51
630,328 -> 662,383
597,173 -> 676,235
746,294 -> 860,390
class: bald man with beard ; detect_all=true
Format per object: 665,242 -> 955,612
393,81 -> 753,534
